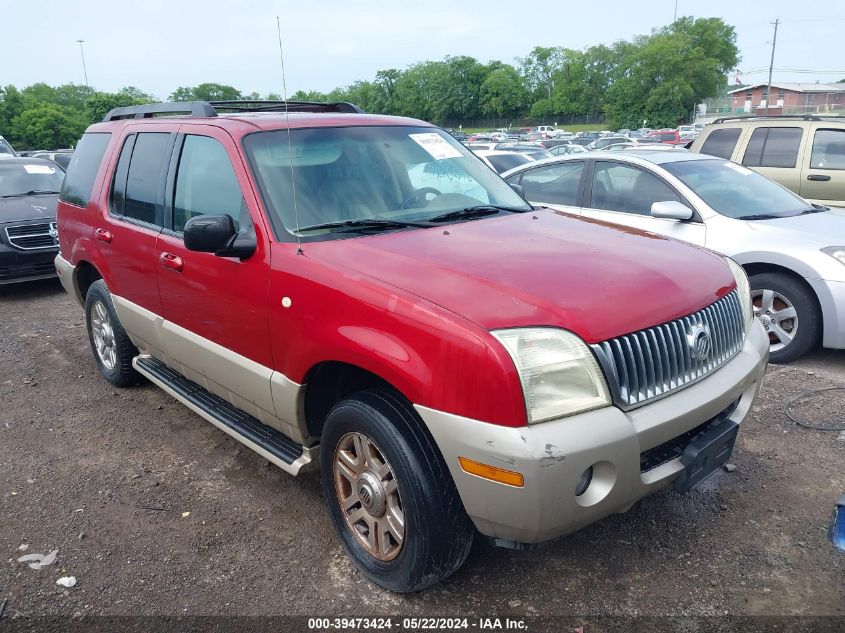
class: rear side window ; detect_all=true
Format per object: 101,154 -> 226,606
810,129 -> 845,170
111,132 -> 172,225
699,128 -> 741,160
59,132 -> 111,207
515,162 -> 585,206
742,127 -> 802,168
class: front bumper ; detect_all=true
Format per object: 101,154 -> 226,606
0,242 -> 59,285
806,278 -> 845,349
417,321 -> 769,546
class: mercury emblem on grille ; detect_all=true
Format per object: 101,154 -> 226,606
49,222 -> 59,240
687,323 -> 712,361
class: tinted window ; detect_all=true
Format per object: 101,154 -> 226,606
110,135 -> 135,215
590,162 -> 680,215
518,162 -> 585,205
123,133 -> 171,225
810,129 -> 845,170
60,132 -> 111,207
699,128 -> 741,160
173,135 -> 247,232
485,153 -> 532,173
742,127 -> 802,168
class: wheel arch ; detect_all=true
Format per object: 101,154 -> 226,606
73,259 -> 103,304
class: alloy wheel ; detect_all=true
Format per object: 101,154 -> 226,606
752,288 -> 798,352
90,300 -> 117,370
333,431 -> 405,561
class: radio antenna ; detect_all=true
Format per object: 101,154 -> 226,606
276,16 -> 303,255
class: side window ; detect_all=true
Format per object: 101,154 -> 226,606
60,132 -> 111,207
742,127 -> 802,168
519,162 -> 585,205
699,128 -> 741,160
110,135 -> 135,215
173,135 -> 249,233
810,129 -> 845,170
116,132 -> 172,225
590,162 -> 680,215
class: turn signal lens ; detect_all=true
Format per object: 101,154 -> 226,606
459,457 -> 524,488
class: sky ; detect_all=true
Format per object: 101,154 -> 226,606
2,0 -> 844,99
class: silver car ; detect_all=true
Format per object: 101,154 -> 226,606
502,150 -> 845,362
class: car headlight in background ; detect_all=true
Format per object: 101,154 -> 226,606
822,246 -> 845,266
727,258 -> 753,332
491,328 -> 610,424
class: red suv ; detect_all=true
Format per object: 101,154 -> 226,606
56,101 -> 769,592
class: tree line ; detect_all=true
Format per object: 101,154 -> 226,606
0,17 -> 737,150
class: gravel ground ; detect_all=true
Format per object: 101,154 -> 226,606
1,279 -> 844,630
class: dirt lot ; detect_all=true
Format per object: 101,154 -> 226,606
1,279 -> 844,630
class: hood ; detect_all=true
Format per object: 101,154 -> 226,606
308,211 -> 735,343
748,209 -> 845,247
0,194 -> 58,224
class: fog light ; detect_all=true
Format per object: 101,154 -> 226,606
575,466 -> 593,496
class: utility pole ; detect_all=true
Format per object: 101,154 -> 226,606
76,40 -> 89,89
765,19 -> 779,115
674,0 -> 678,22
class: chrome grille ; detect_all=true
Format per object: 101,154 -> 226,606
592,290 -> 745,410
5,222 -> 58,250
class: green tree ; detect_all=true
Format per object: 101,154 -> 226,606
84,87 -> 154,123
10,103 -> 87,149
480,64 -> 527,118
168,83 -> 242,102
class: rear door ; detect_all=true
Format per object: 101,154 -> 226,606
504,160 -> 587,215
99,127 -> 175,344
579,160 -> 706,246
739,124 -> 807,195
800,125 -> 845,207
155,125 -> 277,424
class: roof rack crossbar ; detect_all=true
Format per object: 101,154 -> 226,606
102,101 -> 217,122
711,114 -> 845,124
102,100 -> 365,122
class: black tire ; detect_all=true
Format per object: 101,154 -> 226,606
320,390 -> 475,592
749,272 -> 820,364
84,279 -> 140,387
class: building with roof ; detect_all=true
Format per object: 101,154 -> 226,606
727,82 -> 845,114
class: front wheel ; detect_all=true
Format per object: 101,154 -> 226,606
320,390 -> 474,592
749,272 -> 820,363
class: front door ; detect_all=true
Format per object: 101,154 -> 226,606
579,160 -> 706,246
800,125 -> 845,208
155,126 -> 277,425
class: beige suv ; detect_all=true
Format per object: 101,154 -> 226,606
691,115 -> 845,208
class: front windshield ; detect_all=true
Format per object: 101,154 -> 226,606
0,162 -> 64,197
663,159 -> 812,219
243,125 -> 530,238
0,139 -> 15,155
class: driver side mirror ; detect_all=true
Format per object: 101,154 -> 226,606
651,200 -> 693,221
184,214 -> 256,259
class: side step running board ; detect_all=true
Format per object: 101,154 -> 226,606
133,355 -> 315,475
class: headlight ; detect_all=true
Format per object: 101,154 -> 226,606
822,246 -> 845,266
491,328 -> 610,424
727,258 -> 753,332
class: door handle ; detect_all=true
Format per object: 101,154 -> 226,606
807,174 -> 831,182
95,228 -> 113,243
159,252 -> 184,272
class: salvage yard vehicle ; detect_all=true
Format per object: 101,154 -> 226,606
691,115 -> 845,208
56,100 -> 768,592
502,150 -> 845,362
0,157 -> 64,284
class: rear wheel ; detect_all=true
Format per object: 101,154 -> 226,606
84,280 -> 140,386
749,272 -> 820,363
320,390 -> 474,592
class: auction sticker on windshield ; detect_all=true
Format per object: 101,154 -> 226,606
723,162 -> 753,176
410,133 -> 463,160
24,164 -> 57,174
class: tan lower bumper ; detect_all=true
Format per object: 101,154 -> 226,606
54,253 -> 82,305
416,321 -> 769,545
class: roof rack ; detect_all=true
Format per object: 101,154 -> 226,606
711,114 -> 845,124
102,100 -> 364,122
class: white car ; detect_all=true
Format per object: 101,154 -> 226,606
472,149 -> 537,174
501,150 -> 845,362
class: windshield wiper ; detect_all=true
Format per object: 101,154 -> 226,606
1,190 -> 60,198
427,205 -> 527,224
296,218 -> 434,234
736,214 -> 783,221
800,205 -> 828,215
